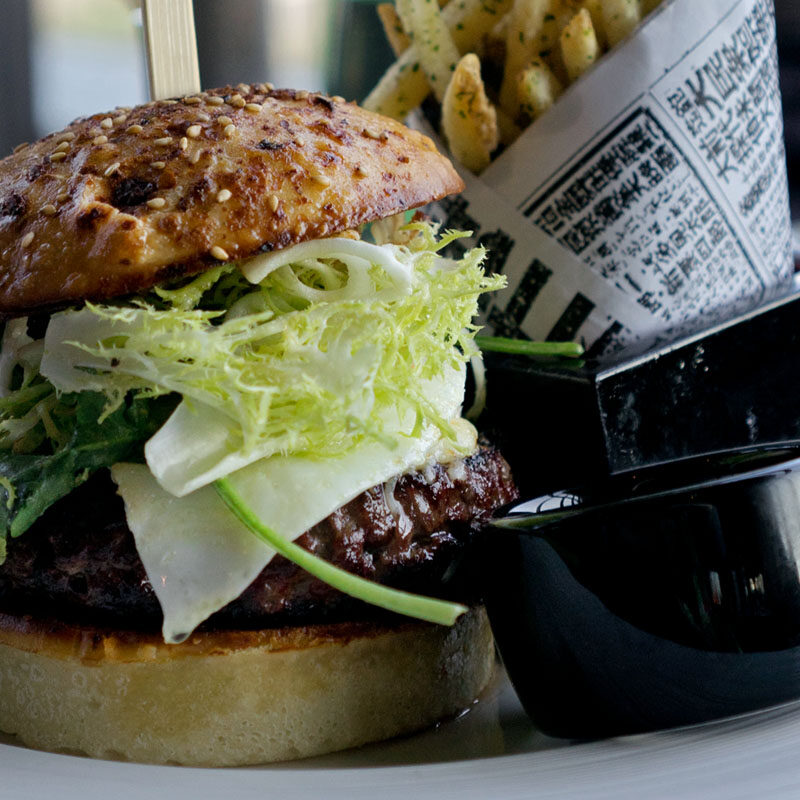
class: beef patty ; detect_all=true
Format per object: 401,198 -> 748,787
0,445 -> 517,631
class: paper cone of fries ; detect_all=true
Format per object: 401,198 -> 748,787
367,0 -> 792,356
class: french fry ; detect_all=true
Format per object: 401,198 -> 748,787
499,0 -> 549,114
377,3 -> 411,57
500,0 -> 583,112
601,0 -> 642,48
516,59 -> 564,120
581,0 -> 608,48
363,0 -> 514,120
538,0 -> 583,83
363,58 -> 428,121
442,53 -> 500,173
396,0 -> 461,102
560,8 -> 600,82
446,0 -> 515,52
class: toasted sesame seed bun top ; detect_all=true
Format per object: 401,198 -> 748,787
0,84 -> 464,316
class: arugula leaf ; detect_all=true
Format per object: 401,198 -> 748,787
0,392 -> 177,549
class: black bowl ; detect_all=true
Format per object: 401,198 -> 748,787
480,445 -> 800,740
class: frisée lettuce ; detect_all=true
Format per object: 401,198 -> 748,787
40,225 -> 502,495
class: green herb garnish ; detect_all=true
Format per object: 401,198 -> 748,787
215,477 -> 467,627
476,336 -> 584,358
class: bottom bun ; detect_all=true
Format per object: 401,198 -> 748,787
0,606 -> 494,766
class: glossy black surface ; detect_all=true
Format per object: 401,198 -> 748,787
479,290 -> 800,498
481,450 -> 800,739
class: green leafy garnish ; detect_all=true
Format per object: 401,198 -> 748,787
0,392 -> 176,545
215,476 -> 467,626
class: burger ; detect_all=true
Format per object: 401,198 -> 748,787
0,84 -> 517,766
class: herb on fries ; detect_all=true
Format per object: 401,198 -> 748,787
366,0 -> 664,173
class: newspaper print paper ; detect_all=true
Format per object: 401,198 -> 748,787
434,0 -> 791,356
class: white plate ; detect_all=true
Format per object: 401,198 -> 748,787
4,668 -> 800,800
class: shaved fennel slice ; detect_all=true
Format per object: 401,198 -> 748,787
113,413 -> 476,643
0,319 -> 33,397
112,462 -> 271,644
146,363 -> 465,497
40,313 -> 115,392
239,237 -> 414,294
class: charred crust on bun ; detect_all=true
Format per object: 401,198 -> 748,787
0,85 -> 464,317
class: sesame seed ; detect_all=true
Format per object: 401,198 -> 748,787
264,82 -> 275,91
154,136 -> 172,146
216,188 -> 232,202
223,124 -> 236,138
196,112 -> 211,122
162,99 -> 177,105
310,172 -> 331,186
210,245 -> 229,261
189,149 -> 204,164
20,232 -> 34,248
56,191 -> 69,202
331,95 -> 345,103
183,96 -> 202,105
92,135 -> 108,146
217,115 -> 232,126
41,204 -> 57,216
229,94 -> 246,108
127,124 -> 144,134
151,161 -> 166,169
207,96 -> 224,106
179,136 -> 188,150
186,125 -> 202,138
268,194 -> 280,212
244,102 -> 262,113
237,83 -> 251,93
49,151 -> 67,162
54,141 -> 70,153
296,90 -> 309,100
362,128 -> 387,140
12,142 -> 28,153
146,197 -> 166,209
56,132 -> 76,143
100,117 -> 113,129
104,162 -> 121,177
113,115 -> 127,124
